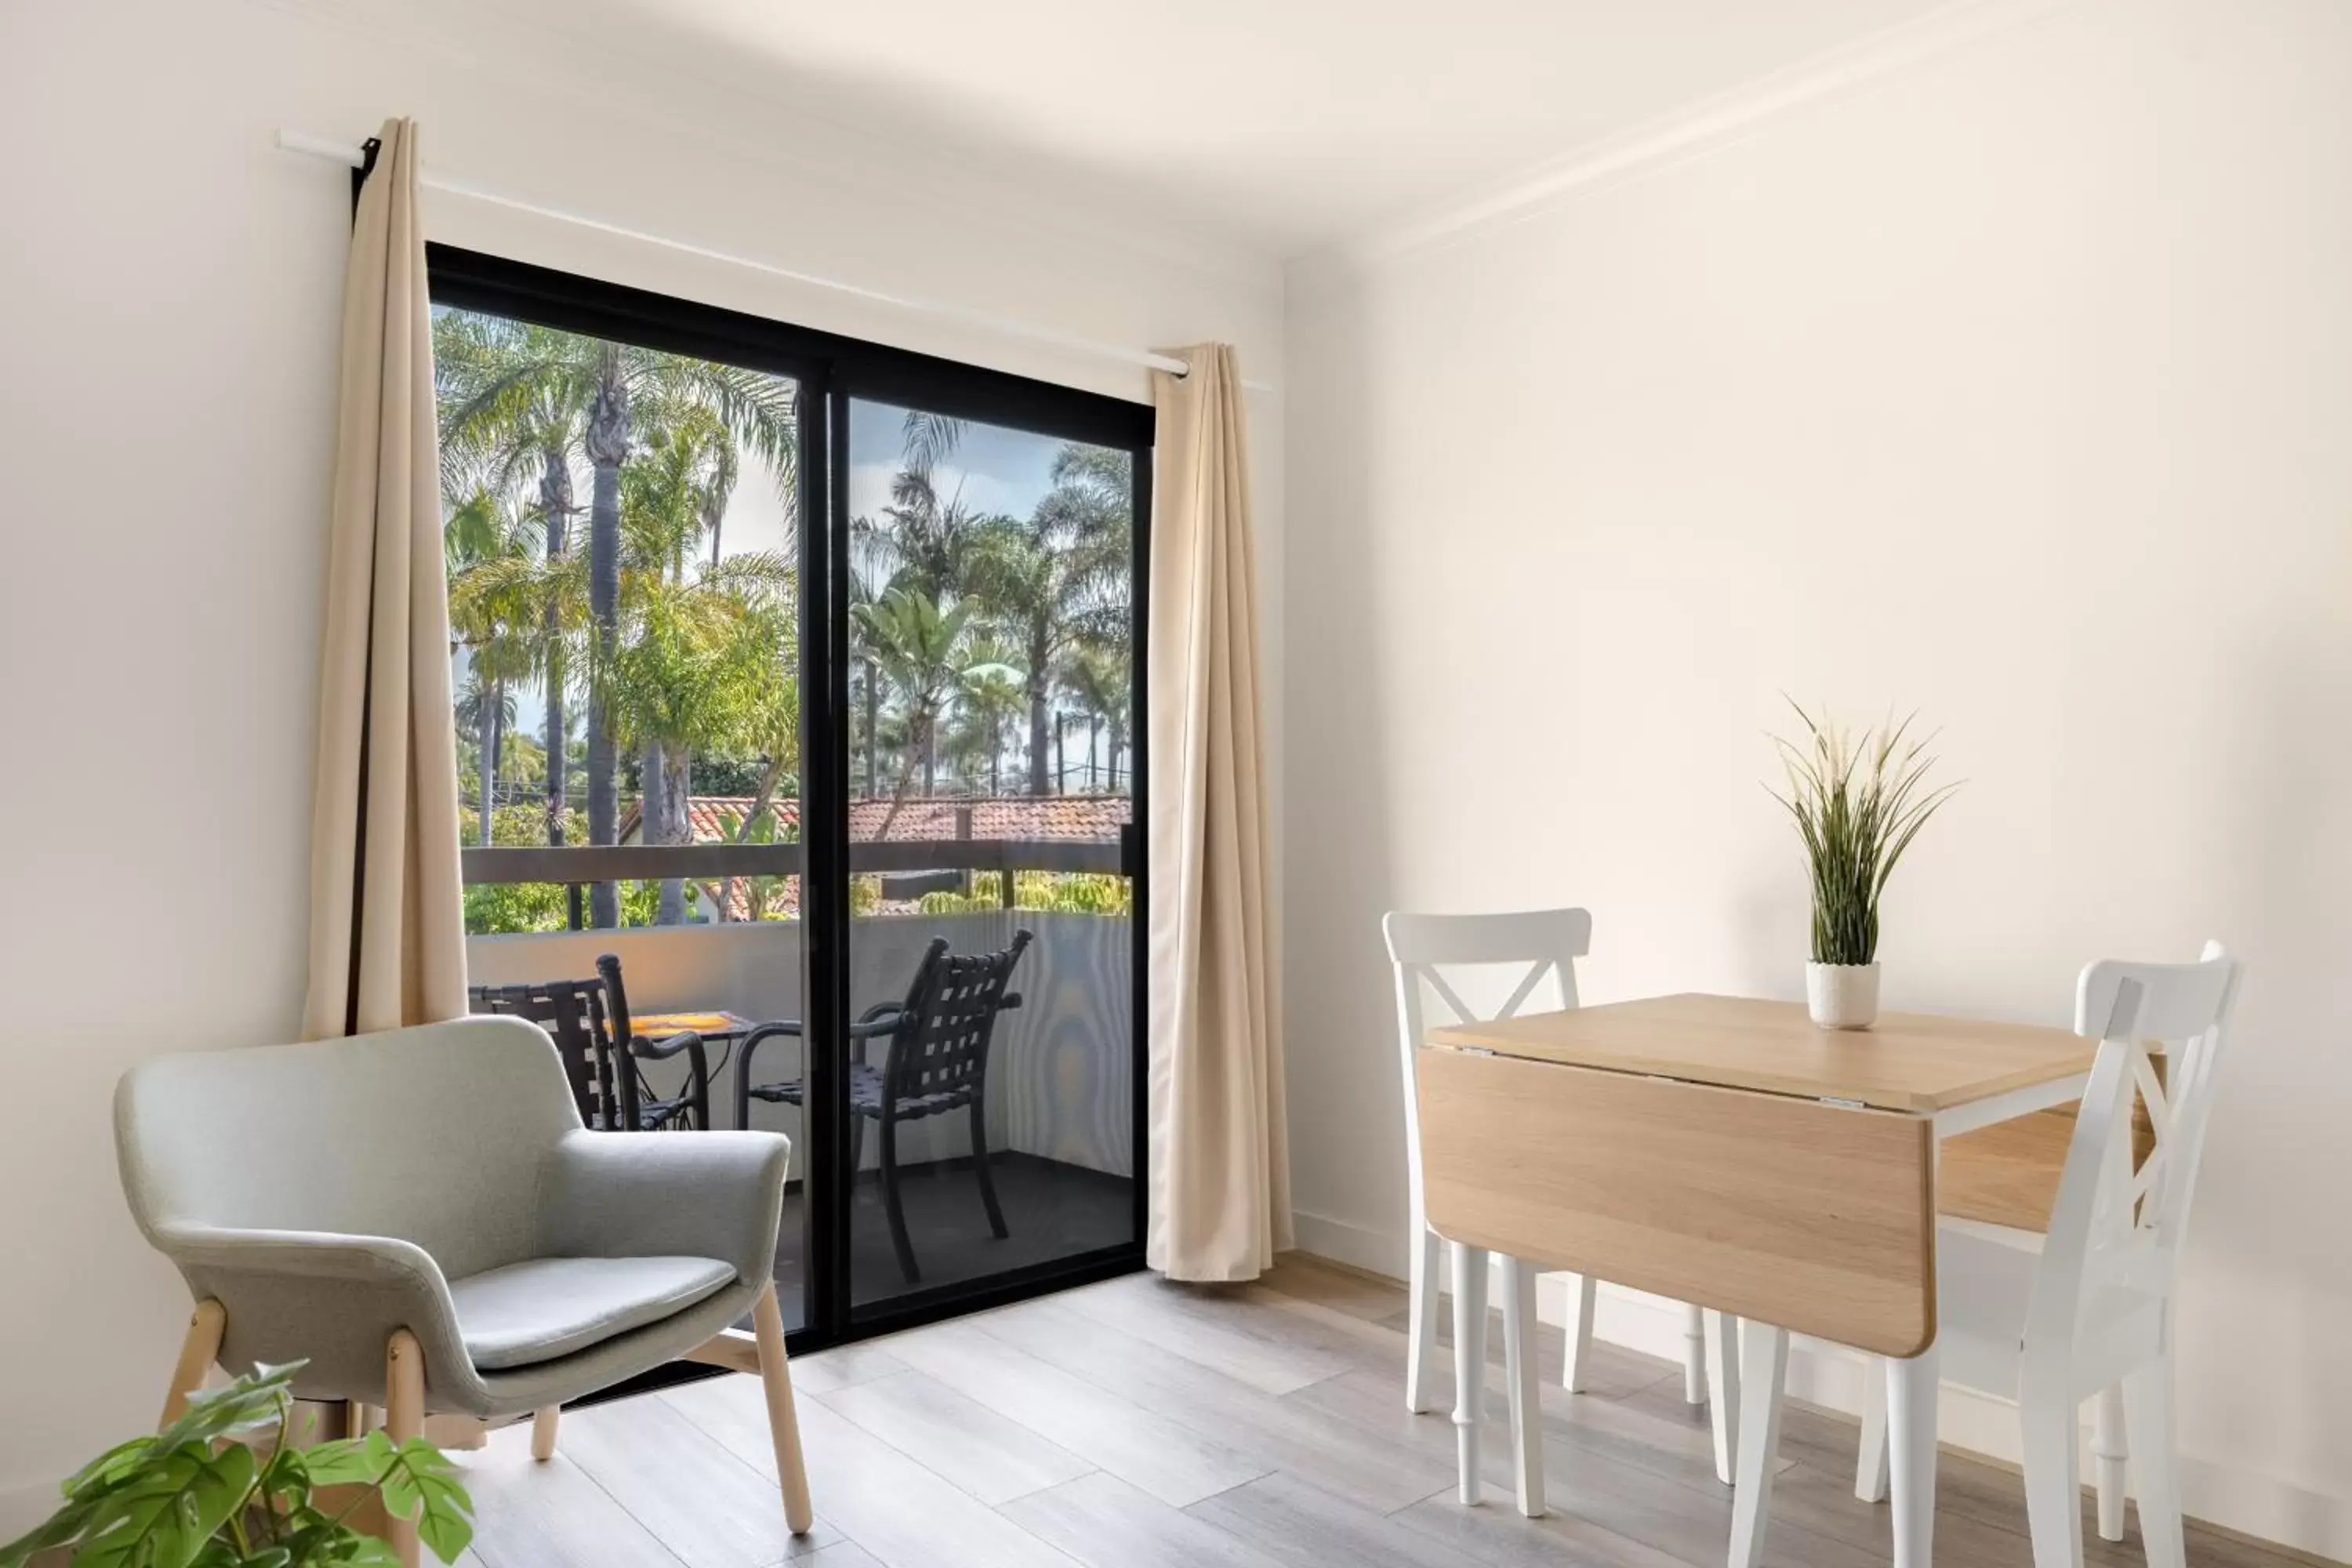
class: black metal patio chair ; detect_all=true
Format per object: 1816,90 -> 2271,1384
735,931 -> 1032,1283
469,953 -> 712,1132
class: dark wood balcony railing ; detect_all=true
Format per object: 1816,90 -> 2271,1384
460,837 -> 1125,886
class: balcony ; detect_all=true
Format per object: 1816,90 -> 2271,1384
462,808 -> 1137,1334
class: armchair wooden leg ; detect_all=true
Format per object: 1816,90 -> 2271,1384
158,1298 -> 227,1428
384,1329 -> 426,1568
752,1282 -> 814,1535
531,1405 -> 561,1461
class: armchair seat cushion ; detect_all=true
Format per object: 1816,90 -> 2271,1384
450,1254 -> 737,1370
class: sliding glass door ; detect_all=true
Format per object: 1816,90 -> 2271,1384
838,397 -> 1145,1319
429,244 -> 1149,1356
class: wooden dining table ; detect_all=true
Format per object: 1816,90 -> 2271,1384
1418,992 -> 2099,1568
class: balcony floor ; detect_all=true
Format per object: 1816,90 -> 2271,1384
771,1152 -> 1134,1330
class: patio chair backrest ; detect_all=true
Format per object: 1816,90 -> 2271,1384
470,971 -> 619,1128
885,931 -> 1033,1110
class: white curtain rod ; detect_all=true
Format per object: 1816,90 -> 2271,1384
277,129 -> 1272,393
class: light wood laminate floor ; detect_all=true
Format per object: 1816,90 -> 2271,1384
452,1257 -> 2313,1568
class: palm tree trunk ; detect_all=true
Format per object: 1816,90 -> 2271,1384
540,451 -> 572,862
1026,670 -> 1051,796
865,660 -> 883,800
648,739 -> 691,925
1087,713 -> 1100,791
585,347 -> 630,928
872,708 -> 931,841
477,688 -> 499,847
488,680 -> 506,811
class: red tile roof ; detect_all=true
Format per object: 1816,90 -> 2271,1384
622,794 -> 1130,846
608,795 -> 1127,920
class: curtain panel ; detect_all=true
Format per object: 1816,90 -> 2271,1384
1145,344 -> 1291,1281
300,118 -> 467,1040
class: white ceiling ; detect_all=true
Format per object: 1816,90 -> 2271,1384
492,0 -> 1960,258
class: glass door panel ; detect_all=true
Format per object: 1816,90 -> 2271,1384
431,292 -> 814,1334
841,397 -> 1141,1314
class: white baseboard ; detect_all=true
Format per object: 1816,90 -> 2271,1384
1290,1208 -> 1410,1279
1290,1218 -> 2352,1562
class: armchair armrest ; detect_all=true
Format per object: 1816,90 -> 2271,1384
538,1128 -> 790,1286
148,1222 -> 470,1408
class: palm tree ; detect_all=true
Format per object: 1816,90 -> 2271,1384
603,407 -> 793,923
965,445 -> 1131,793
853,586 -> 1018,839
851,412 -> 985,799
955,634 -> 1028,797
444,488 -> 543,845
1054,641 -> 1130,793
437,313 -> 797,927
454,672 -> 520,839
436,316 -> 586,865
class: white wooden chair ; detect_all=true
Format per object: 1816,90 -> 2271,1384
1385,910 -> 1717,1482
1789,944 -> 2239,1568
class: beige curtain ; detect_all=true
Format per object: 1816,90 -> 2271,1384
1145,344 -> 1291,1281
300,118 -> 467,1040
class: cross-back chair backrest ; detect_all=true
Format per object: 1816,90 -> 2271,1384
884,930 -> 1033,1111
1383,908 -> 1593,1213
2027,942 -> 2241,1362
469,971 -> 619,1129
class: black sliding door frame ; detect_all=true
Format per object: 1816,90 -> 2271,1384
427,245 -> 1153,1370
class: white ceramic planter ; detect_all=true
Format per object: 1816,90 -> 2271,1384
1806,961 -> 1881,1029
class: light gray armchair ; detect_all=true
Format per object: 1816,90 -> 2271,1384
115,1015 -> 812,1563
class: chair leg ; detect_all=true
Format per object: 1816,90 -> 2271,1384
879,1113 -> 919,1283
2123,1357 -> 2185,1568
1682,1300 -> 1707,1406
531,1405 -> 560,1461
1704,1309 -> 1740,1486
1727,1318 -> 1788,1568
969,1100 -> 1009,1239
1562,1272 -> 1597,1394
2019,1383 -> 2084,1568
384,1329 -> 426,1568
1855,1354 -> 1890,1503
158,1298 -> 226,1428
2092,1383 -> 2128,1542
1500,1255 -> 1544,1517
1450,1240 -> 1489,1506
753,1282 -> 815,1535
1405,1221 -> 1443,1414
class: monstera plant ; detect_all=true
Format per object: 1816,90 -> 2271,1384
0,1362 -> 472,1567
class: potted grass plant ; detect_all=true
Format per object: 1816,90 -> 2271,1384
1768,702 -> 1959,1029
0,1361 -> 472,1567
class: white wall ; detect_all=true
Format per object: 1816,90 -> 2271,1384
0,0 -> 1280,1529
1283,0 -> 2352,1554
